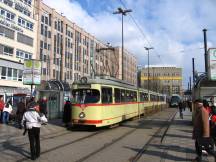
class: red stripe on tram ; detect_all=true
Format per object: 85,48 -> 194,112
72,102 -> 147,107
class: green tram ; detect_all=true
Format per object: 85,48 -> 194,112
71,76 -> 166,127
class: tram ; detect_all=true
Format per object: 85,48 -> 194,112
71,76 -> 166,127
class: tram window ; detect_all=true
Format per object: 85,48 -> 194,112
126,90 -> 130,102
114,88 -> 121,103
72,89 -> 100,104
101,87 -> 112,104
120,89 -> 126,102
133,91 -> 137,102
140,92 -> 144,102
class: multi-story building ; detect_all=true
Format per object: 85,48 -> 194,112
0,0 -> 37,99
139,66 -> 182,96
113,47 -> 137,85
35,0 -> 137,85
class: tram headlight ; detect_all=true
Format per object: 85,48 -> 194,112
79,112 -> 85,118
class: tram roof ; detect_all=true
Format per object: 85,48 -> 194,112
73,76 -> 164,96
73,76 -> 137,90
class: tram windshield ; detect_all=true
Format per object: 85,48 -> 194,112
72,89 -> 100,104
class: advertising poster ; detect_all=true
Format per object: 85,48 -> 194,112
23,60 -> 41,85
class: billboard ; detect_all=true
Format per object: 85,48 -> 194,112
208,48 -> 216,80
23,60 -> 41,85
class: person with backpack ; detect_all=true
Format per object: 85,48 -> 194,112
22,101 -> 47,160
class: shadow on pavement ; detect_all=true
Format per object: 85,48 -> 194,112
124,145 -> 193,161
1,140 -> 30,160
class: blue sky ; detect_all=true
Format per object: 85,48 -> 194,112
44,0 -> 216,89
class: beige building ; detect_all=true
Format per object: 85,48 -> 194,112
0,0 -> 37,99
35,0 -> 137,85
139,66 -> 182,96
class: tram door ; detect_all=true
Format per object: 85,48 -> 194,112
48,92 -> 60,119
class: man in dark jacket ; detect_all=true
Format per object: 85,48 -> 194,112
16,98 -> 26,129
63,100 -> 71,127
39,96 -> 47,117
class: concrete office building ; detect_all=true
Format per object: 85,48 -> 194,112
0,0 -> 37,99
35,0 -> 137,85
139,66 -> 182,96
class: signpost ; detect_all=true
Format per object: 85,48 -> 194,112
208,48 -> 216,80
23,60 -> 41,96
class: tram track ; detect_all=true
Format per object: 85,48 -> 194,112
14,108 -> 175,162
129,110 -> 178,162
75,109 -> 176,162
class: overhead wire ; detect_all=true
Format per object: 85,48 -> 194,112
118,0 -> 164,64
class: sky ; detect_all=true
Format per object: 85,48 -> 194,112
43,0 -> 216,89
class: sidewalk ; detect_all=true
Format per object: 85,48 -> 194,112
139,109 -> 215,162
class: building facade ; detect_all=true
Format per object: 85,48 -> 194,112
0,0 -> 37,99
35,0 -> 137,85
0,0 -> 137,102
140,66 -> 182,96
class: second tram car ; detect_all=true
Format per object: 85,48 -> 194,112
71,76 -> 166,127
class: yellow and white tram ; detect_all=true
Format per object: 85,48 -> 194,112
71,76 -> 166,127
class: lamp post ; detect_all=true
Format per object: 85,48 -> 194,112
113,7 -> 132,80
144,47 -> 154,95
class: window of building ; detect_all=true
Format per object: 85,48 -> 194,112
41,15 -> 44,23
17,33 -> 33,46
16,50 -> 32,60
18,17 -> 34,31
0,25 -> 14,39
7,68 -> 12,80
13,69 -> 17,80
0,8 -> 15,21
15,3 -> 31,17
45,16 -> 48,25
0,66 -> 22,81
18,70 -> 22,81
41,24 -> 44,35
3,0 -> 13,7
23,0 -> 32,6
0,66 -> 6,79
0,44 -> 13,56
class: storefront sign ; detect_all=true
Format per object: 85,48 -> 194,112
23,60 -> 41,85
208,48 -> 216,80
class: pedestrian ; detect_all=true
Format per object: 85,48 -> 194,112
203,99 -> 211,114
2,99 -> 12,124
192,99 -> 216,162
62,100 -> 71,127
22,101 -> 47,160
16,98 -> 26,129
0,95 -> 4,123
39,96 -> 47,117
178,101 -> 183,119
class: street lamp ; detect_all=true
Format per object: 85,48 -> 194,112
113,7 -> 132,80
144,47 -> 154,95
